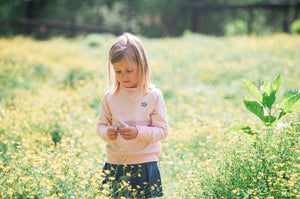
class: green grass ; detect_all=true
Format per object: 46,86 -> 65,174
0,33 -> 299,198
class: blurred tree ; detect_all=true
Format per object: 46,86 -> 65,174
0,0 -> 299,37
98,1 -> 140,34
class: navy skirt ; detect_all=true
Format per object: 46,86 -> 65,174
102,161 -> 163,198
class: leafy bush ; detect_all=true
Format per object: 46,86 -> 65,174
49,123 -> 63,148
291,19 -> 300,34
225,19 -> 248,36
62,69 -> 94,89
99,2 -> 140,34
228,73 -> 300,134
32,64 -> 52,81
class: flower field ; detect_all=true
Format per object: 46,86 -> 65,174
0,33 -> 299,198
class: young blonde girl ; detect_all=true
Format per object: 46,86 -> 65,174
97,33 -> 168,198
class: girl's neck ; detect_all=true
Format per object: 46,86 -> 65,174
120,84 -> 138,92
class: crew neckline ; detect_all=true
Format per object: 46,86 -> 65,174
120,84 -> 139,92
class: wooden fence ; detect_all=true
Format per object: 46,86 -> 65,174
0,18 -> 109,37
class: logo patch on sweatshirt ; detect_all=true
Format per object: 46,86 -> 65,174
141,102 -> 147,107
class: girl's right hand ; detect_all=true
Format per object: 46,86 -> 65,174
107,127 -> 118,140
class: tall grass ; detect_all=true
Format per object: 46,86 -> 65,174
0,33 -> 299,198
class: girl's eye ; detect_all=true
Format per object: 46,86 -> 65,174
127,70 -> 133,73
115,71 -> 121,74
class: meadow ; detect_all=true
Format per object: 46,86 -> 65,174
0,33 -> 299,198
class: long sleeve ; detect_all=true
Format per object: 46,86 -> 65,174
135,90 -> 168,143
97,93 -> 111,142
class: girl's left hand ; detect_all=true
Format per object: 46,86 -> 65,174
119,126 -> 138,140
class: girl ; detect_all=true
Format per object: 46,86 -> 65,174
97,33 -> 168,198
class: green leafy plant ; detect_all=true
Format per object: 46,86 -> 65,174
291,19 -> 300,34
228,73 -> 300,134
50,123 -> 62,148
62,68 -> 94,89
225,19 -> 248,36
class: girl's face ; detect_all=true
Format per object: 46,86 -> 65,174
113,59 -> 139,88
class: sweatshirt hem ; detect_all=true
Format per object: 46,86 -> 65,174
106,153 -> 159,165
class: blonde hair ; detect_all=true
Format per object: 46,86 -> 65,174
107,32 -> 151,94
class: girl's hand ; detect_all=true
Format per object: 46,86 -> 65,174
119,126 -> 138,140
107,127 -> 118,140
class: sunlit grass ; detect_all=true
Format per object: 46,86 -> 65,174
0,33 -> 299,198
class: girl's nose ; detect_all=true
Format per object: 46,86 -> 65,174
122,73 -> 128,78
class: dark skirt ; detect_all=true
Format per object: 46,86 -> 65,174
102,161 -> 163,198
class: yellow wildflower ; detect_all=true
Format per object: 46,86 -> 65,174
104,170 -> 110,174
7,188 -> 14,196
29,192 -> 36,196
108,176 -> 115,180
103,184 -> 110,189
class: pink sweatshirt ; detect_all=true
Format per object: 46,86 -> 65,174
97,85 -> 168,164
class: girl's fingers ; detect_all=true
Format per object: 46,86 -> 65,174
119,132 -> 127,138
107,126 -> 137,140
119,127 -> 137,140
107,131 -> 117,140
119,128 -> 127,132
108,128 -> 118,132
119,127 -> 133,132
107,127 -> 118,140
119,130 -> 130,136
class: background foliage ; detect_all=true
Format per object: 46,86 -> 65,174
1,0 -> 300,37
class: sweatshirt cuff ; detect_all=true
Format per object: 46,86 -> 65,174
135,125 -> 148,142
98,126 -> 110,142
